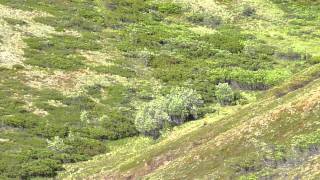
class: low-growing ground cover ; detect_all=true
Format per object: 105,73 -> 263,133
0,0 -> 319,179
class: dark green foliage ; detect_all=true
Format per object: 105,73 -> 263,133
0,68 -> 114,179
101,111 -> 138,140
20,159 -> 63,178
64,136 -> 107,157
200,26 -> 245,53
310,56 -> 320,64
187,13 -> 223,28
24,34 -> 102,70
242,6 -> 256,17
3,17 -> 27,26
156,2 -> 183,14
276,48 -> 302,60
103,0 -> 154,28
1,0 -> 107,32
93,65 -> 136,78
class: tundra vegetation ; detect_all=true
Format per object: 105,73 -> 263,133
0,0 -> 319,179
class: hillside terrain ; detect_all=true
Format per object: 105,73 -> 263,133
0,0 -> 319,179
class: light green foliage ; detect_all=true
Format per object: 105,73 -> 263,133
310,56 -> 320,64
134,97 -> 170,136
166,87 -> 202,124
215,83 -> 234,105
135,87 -> 202,136
47,136 -> 69,153
80,111 -> 90,125
291,130 -> 320,150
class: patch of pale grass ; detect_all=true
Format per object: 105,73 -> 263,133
0,4 -> 80,68
79,50 -> 116,67
22,67 -> 129,96
189,26 -> 217,35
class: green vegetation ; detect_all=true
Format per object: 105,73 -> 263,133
0,0 -> 319,179
135,97 -> 170,138
4,17 -> 27,26
215,83 -> 237,105
135,87 -> 202,138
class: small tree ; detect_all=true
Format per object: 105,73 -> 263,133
215,83 -> 234,106
166,87 -> 202,125
134,97 -> 169,138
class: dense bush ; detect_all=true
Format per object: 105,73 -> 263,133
201,26 -> 245,53
101,112 -> 138,140
187,13 -> 223,28
215,83 -> 236,106
166,87 -> 203,125
20,159 -> 63,178
310,56 -> 320,64
157,2 -> 183,14
48,133 -> 107,157
135,97 -> 169,138
135,87 -> 203,138
242,5 -> 256,17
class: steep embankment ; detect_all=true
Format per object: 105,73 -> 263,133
59,64 -> 320,179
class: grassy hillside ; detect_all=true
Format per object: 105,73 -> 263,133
60,64 -> 320,179
0,0 -> 319,179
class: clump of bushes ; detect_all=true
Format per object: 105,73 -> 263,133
47,132 -> 107,158
157,2 -> 183,14
187,13 -> 223,28
134,87 -> 203,138
309,56 -> 320,64
215,83 -> 237,106
166,87 -> 203,124
201,26 -> 245,53
135,97 -> 170,138
242,5 -> 256,17
24,34 -> 101,70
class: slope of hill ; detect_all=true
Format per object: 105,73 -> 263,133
59,64 -> 320,179
0,0 -> 319,179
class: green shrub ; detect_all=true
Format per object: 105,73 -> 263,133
64,136 -> 107,156
242,5 -> 256,17
135,97 -> 169,138
101,112 -> 138,140
24,34 -> 102,70
166,87 -> 203,125
135,87 -> 203,137
215,83 -> 235,106
276,48 -> 302,60
187,13 -> 223,28
201,26 -> 245,53
310,56 -> 320,64
157,2 -> 183,14
2,114 -> 41,129
20,159 -> 63,178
